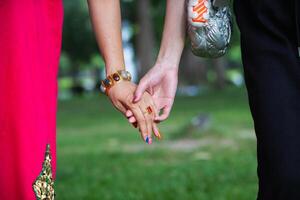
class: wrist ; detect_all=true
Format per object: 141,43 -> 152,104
104,60 -> 126,75
155,56 -> 180,71
156,50 -> 183,70
105,66 -> 125,75
101,69 -> 132,95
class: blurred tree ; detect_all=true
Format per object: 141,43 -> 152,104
212,57 -> 227,89
62,0 -> 98,94
135,0 -> 156,77
59,0 -> 242,94
62,0 -> 97,64
180,48 -> 208,85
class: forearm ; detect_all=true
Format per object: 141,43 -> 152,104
87,0 -> 125,75
156,0 -> 186,68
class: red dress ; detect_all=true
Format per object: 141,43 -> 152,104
0,0 -> 63,199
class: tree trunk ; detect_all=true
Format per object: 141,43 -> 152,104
180,48 -> 208,85
136,0 -> 156,78
212,57 -> 226,89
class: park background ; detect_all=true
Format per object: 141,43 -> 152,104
56,0 -> 258,199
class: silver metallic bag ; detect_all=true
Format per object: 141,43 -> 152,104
187,0 -> 232,58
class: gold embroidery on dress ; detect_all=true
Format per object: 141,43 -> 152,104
32,144 -> 55,200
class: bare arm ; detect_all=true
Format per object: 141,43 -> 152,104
87,0 -> 125,74
156,0 -> 186,68
87,0 -> 159,144
133,0 -> 186,121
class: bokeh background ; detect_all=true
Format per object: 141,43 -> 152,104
56,1 -> 257,199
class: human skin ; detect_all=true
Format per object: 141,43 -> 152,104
87,0 -> 160,143
126,0 -> 186,124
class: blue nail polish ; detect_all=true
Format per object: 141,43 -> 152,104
145,136 -> 149,144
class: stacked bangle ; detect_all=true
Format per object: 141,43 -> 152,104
100,70 -> 132,95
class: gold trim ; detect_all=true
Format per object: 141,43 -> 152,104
32,144 -> 55,200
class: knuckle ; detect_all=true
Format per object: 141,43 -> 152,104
139,118 -> 146,123
127,102 -> 134,108
145,115 -> 152,121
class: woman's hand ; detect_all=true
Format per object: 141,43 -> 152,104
108,81 -> 160,144
88,0 -> 160,143
125,0 -> 185,124
126,62 -> 178,123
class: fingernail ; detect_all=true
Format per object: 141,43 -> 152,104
133,96 -> 137,103
145,136 -> 150,144
133,122 -> 138,128
157,131 -> 162,140
148,137 -> 153,145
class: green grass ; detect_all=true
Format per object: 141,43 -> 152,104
56,87 -> 258,200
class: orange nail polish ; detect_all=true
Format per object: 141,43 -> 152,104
157,131 -> 162,140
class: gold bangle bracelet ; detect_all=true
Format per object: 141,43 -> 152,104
100,70 -> 132,95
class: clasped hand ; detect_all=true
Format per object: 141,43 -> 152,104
107,81 -> 160,144
107,63 -> 178,144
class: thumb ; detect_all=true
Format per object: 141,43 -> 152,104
133,78 -> 149,103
